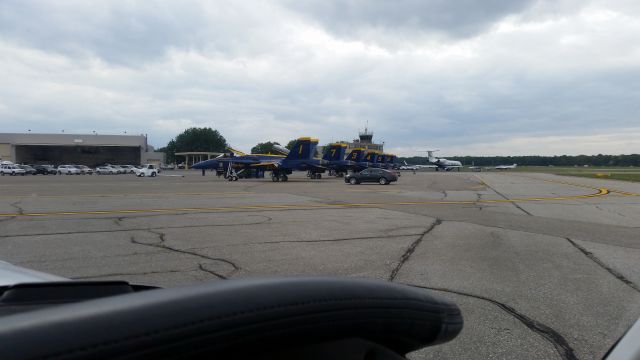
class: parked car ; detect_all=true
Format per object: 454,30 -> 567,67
113,165 -> 127,174
134,164 -> 159,177
0,164 -> 26,176
57,165 -> 81,175
119,165 -> 136,173
69,165 -> 85,175
95,166 -> 115,175
32,164 -> 57,175
18,165 -> 37,175
344,168 -> 398,185
76,165 -> 94,175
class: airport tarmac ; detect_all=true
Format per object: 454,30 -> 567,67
0,171 -> 639,359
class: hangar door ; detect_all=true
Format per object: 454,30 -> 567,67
15,145 -> 141,166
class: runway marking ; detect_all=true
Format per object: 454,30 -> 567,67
0,188 -> 609,218
513,174 -> 640,197
0,191 -> 251,199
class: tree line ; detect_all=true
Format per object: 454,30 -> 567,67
399,154 -> 640,167
157,128 -> 640,167
157,127 -> 300,164
156,127 -> 227,164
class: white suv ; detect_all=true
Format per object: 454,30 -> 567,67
0,164 -> 26,176
135,164 -> 159,177
57,165 -> 81,175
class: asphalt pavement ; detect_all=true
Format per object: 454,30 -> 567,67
0,170 -> 639,359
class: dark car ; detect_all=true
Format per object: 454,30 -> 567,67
345,168 -> 398,185
32,165 -> 57,175
18,165 -> 37,175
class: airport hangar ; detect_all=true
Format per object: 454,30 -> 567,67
0,133 -> 164,166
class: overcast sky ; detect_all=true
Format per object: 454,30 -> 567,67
1,0 -> 639,156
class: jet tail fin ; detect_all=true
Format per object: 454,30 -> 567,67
425,149 -> 439,162
363,151 -> 379,163
387,155 -> 397,165
323,143 -> 347,161
345,148 -> 365,162
285,137 -> 319,160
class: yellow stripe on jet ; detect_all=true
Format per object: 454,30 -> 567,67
226,146 -> 247,156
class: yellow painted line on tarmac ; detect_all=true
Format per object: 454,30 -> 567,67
514,174 -> 640,197
610,190 -> 640,196
0,187 -> 610,218
0,191 -> 251,199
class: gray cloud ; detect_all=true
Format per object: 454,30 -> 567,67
0,1 -> 291,65
283,0 -> 538,40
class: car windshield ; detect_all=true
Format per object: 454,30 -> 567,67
1,2 -> 639,359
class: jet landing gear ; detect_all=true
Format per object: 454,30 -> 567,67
271,172 -> 288,182
306,171 -> 322,180
225,164 -> 239,181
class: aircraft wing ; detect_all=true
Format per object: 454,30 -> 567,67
218,158 -> 260,165
249,161 -> 280,170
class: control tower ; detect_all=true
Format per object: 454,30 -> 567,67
346,124 -> 383,152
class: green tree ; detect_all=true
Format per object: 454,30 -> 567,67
285,139 -> 297,150
163,127 -> 226,164
251,141 -> 281,154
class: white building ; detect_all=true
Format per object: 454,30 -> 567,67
0,133 -> 164,166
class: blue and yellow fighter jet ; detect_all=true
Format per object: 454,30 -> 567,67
344,148 -> 374,172
191,137 -> 327,182
384,154 -> 401,170
362,151 -> 382,169
374,153 -> 387,168
322,143 -> 357,177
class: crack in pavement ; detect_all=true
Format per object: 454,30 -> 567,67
566,237 -> 640,293
0,216 -> 273,239
594,205 -> 630,220
130,230 -> 240,277
479,179 -> 533,216
440,190 -> 448,199
476,193 -> 483,211
112,217 -> 123,227
241,182 -> 268,191
117,213 -> 273,225
403,283 -> 577,360
377,204 -> 640,248
9,199 -> 25,215
0,199 -> 25,223
1,206 -> 365,223
19,250 -> 168,265
72,269 -> 186,279
249,233 -> 422,245
388,219 -> 442,281
197,263 -> 228,280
